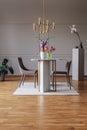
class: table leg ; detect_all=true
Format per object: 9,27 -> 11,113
52,60 -> 56,91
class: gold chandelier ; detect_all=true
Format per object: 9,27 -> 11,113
33,0 -> 55,34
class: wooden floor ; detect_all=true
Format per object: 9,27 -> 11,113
0,76 -> 87,130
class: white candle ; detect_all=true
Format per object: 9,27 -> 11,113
42,25 -> 45,34
33,23 -> 36,31
40,27 -> 42,34
46,20 -> 49,25
52,22 -> 55,29
46,25 -> 49,33
38,17 -> 41,25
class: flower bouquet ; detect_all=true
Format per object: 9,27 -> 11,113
40,39 -> 55,59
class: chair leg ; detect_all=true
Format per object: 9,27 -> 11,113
52,72 -> 57,91
19,74 -> 24,87
35,71 -> 38,88
68,75 -> 71,90
22,74 -> 25,85
37,72 -> 38,85
34,72 -> 37,88
34,74 -> 36,88
66,74 -> 71,89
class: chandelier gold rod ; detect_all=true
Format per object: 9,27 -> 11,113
42,0 -> 45,22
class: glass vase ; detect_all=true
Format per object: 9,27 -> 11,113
47,52 -> 52,59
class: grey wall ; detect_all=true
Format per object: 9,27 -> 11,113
0,0 -> 87,75
0,23 -> 87,75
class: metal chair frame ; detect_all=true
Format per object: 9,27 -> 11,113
17,57 -> 38,87
52,60 -> 72,89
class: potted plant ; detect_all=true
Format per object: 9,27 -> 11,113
0,58 -> 14,81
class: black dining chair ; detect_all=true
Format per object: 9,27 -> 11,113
52,60 -> 72,90
17,57 -> 38,87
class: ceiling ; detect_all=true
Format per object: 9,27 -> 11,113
0,0 -> 87,24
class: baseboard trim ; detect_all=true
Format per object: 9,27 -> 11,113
4,75 -> 87,81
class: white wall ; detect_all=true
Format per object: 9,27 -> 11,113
0,23 -> 87,75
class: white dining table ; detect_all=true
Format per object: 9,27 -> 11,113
31,59 -> 56,93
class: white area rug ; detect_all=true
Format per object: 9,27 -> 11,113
13,82 -> 79,96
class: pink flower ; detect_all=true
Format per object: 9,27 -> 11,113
50,46 -> 55,52
44,46 -> 55,53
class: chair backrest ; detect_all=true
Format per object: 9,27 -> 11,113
66,61 -> 72,74
17,57 -> 28,71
